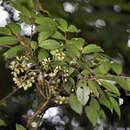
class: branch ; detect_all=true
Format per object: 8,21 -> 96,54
27,97 -> 50,128
36,82 -> 46,99
0,87 -> 20,104
83,74 -> 130,81
0,44 -> 12,48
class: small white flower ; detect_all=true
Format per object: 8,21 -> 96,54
24,86 -> 28,91
31,122 -> 37,128
64,78 -> 67,82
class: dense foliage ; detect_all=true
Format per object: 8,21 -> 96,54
0,0 -> 130,129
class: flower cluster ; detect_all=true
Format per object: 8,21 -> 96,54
50,49 -> 65,61
49,66 -> 61,77
41,58 -> 51,70
50,85 -> 66,104
50,85 -> 57,95
63,69 -> 69,82
55,95 -> 66,104
9,56 -> 37,91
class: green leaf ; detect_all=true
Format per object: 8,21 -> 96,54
18,0 -> 34,10
88,80 -> 99,97
99,108 -> 107,120
81,70 -> 89,76
76,80 -> 90,105
16,124 -> 26,130
99,80 -> 120,96
51,31 -> 64,40
68,25 -> 80,33
69,95 -> 83,115
96,83 -> 106,96
93,67 -> 102,76
109,97 -> 121,118
35,16 -> 54,24
36,24 -> 56,33
0,36 -> 18,45
35,16 -> 56,33
116,78 -> 130,91
111,62 -> 122,75
38,32 -> 53,42
90,98 -> 100,111
76,85 -> 90,106
67,38 -> 85,50
83,44 -> 103,54
98,96 -> 112,112
64,44 -> 80,58
19,14 -> 31,24
31,41 -> 37,50
38,49 -> 49,61
0,27 -> 11,35
39,39 -> 60,50
85,105 -> 98,126
10,0 -> 34,16
4,45 -> 25,59
0,119 -> 6,126
56,18 -> 68,32
8,23 -> 21,35
98,61 -> 111,74
126,78 -> 130,90
77,80 -> 87,88
10,1 -> 31,16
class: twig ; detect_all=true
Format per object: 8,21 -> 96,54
64,31 -> 67,43
0,44 -> 12,48
83,74 -> 130,81
27,97 -> 50,128
0,87 -> 20,104
44,80 -> 50,97
36,82 -> 46,99
89,55 -> 99,61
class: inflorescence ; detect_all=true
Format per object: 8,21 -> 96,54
9,56 -> 37,91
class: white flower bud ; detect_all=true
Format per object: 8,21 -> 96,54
24,86 -> 28,91
28,83 -> 32,87
19,85 -> 23,88
11,61 -> 16,66
33,72 -> 36,75
64,78 -> 67,82
31,122 -> 37,128
31,77 -> 34,80
13,77 -> 16,81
